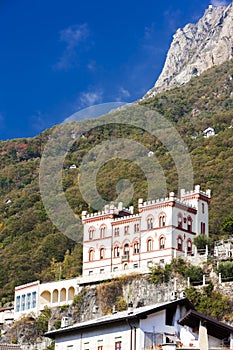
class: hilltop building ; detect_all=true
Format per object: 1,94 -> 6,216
81,185 -> 211,277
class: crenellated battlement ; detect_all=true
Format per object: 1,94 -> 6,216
180,185 -> 211,199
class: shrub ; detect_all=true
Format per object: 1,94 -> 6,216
184,265 -> 203,283
216,261 -> 233,280
150,264 -> 171,284
35,306 -> 51,335
194,235 -> 212,250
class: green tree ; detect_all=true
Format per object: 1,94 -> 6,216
221,215 -> 233,235
35,306 -> 51,335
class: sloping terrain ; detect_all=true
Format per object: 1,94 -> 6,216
0,59 -> 232,302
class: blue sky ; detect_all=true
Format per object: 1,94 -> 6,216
0,0 -> 230,140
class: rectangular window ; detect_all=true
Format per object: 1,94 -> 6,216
124,225 -> 129,234
166,306 -> 176,326
202,203 -> 205,214
32,291 -> 37,308
89,229 -> 94,240
147,261 -> 153,268
134,223 -> 139,233
16,296 -> 20,312
26,293 -> 31,310
97,340 -> 103,350
115,341 -> 122,350
84,342 -> 89,350
114,227 -> 119,236
201,222 -> 206,234
21,294 -> 26,311
100,268 -> 104,274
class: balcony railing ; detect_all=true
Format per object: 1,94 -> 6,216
121,254 -> 129,262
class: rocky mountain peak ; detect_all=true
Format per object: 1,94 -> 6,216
144,2 -> 233,98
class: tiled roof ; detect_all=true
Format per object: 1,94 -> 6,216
46,298 -> 193,338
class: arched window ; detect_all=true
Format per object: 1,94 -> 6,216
133,242 -> 140,254
89,249 -> 95,262
159,236 -> 165,249
178,214 -> 182,229
187,240 -> 192,254
177,237 -> 183,251
123,243 -> 130,256
159,213 -> 166,227
113,246 -> 120,258
147,239 -> 153,252
187,217 -> 192,232
100,225 -> 107,238
147,216 -> 154,229
88,227 -> 95,240
100,247 -> 105,260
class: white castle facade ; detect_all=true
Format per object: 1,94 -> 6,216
81,185 -> 211,277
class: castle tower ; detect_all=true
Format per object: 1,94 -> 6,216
180,185 -> 211,236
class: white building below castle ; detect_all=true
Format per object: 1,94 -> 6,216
14,278 -> 78,320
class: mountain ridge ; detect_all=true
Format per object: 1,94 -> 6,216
145,2 -> 233,97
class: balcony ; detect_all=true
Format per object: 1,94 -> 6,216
121,253 -> 129,262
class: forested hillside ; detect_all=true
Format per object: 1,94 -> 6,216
0,59 -> 232,303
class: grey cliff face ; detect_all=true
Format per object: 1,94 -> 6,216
145,3 -> 233,97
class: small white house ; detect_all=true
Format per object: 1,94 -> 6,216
203,127 -> 215,138
45,298 -> 233,350
148,151 -> 154,157
69,164 -> 77,169
0,307 -> 14,325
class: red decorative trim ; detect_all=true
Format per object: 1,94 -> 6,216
112,217 -> 140,225
83,214 -> 115,223
84,235 -> 112,243
182,193 -> 210,204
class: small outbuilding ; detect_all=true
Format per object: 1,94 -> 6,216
203,127 -> 215,138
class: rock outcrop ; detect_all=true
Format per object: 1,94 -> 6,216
145,3 -> 233,97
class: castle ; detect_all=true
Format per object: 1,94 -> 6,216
81,185 -> 211,277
